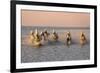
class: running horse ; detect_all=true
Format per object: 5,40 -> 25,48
80,32 -> 87,47
66,32 -> 71,47
51,30 -> 58,41
40,29 -> 50,41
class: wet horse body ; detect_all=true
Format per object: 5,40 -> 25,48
40,30 -> 50,41
52,31 -> 58,41
66,32 -> 71,46
29,29 -> 42,47
80,33 -> 87,46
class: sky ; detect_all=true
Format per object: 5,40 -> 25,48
21,10 -> 90,28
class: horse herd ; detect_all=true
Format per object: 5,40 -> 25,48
28,29 -> 87,47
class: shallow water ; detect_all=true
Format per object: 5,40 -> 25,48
21,26 -> 90,63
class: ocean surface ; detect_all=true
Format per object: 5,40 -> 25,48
21,26 -> 90,63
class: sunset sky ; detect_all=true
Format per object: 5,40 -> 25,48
21,10 -> 90,28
